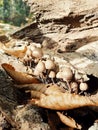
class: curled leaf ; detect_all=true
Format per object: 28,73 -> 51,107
3,46 -> 27,58
30,84 -> 98,110
1,63 -> 40,84
57,112 -> 82,129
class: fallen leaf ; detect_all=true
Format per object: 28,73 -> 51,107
57,111 -> 82,129
30,84 -> 98,110
1,63 -> 40,84
3,45 -> 27,58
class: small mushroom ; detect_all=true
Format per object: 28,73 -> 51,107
45,59 -> 55,70
49,71 -> 56,83
61,67 -> 73,82
61,67 -> 73,92
70,82 -> 78,94
34,61 -> 46,82
74,71 -> 82,81
79,82 -> 88,91
56,71 -> 62,79
29,44 -> 36,51
35,60 -> 46,73
34,67 -> 45,82
23,48 -> 33,67
32,48 -> 43,59
49,71 -> 56,78
34,58 -> 40,63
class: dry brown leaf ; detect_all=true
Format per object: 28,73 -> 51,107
1,63 -> 40,84
2,63 -> 98,111
57,112 -> 82,129
3,46 -> 27,58
30,84 -> 98,110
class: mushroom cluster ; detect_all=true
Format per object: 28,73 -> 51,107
22,43 -> 89,94
48,64 -> 88,94
23,44 -> 43,67
33,58 -> 56,83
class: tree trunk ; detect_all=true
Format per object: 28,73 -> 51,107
12,0 -> 98,78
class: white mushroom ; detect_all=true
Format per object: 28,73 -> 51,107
45,59 -> 55,70
58,67 -> 73,92
75,72 -> 81,80
56,71 -> 62,79
49,71 -> 56,79
34,58 -> 40,63
79,82 -> 88,91
49,71 -> 56,83
61,67 -> 73,81
28,44 -> 36,51
70,82 -> 78,94
32,48 -> 43,59
35,60 -> 46,73
23,48 -> 33,67
34,61 -> 46,83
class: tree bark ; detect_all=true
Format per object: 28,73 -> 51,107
12,0 -> 98,78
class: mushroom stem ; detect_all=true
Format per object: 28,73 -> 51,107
51,78 -> 55,84
66,80 -> 71,92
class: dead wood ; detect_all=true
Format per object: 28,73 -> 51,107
10,0 -> 98,78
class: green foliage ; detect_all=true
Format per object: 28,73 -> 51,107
0,0 -> 31,26
0,0 -> 3,6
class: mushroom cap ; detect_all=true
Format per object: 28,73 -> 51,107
79,82 -> 88,91
49,71 -> 56,78
70,82 -> 79,93
32,48 -> 43,58
56,71 -> 62,79
28,44 -> 36,51
70,82 -> 78,89
45,59 -> 55,70
62,67 -> 73,81
35,60 -> 45,73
